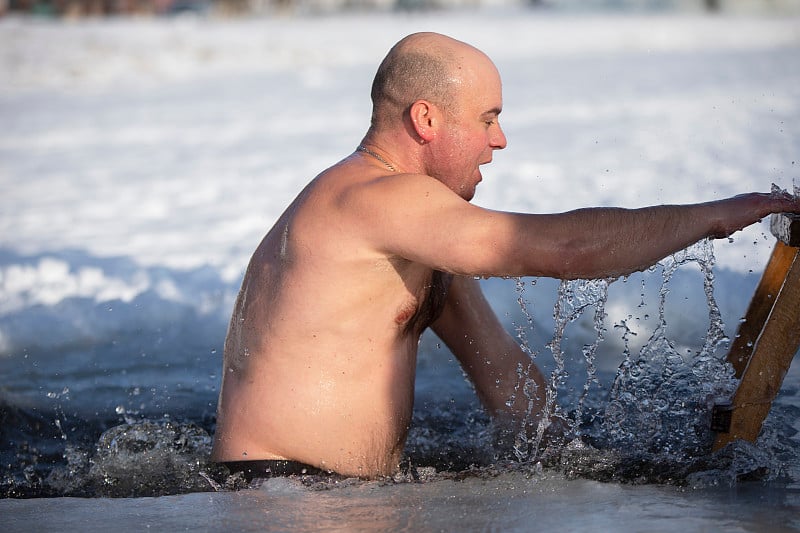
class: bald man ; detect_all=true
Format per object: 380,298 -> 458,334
210,32 -> 800,479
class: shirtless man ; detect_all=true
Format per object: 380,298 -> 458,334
210,32 -> 800,478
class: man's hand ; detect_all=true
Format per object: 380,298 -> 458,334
709,189 -> 800,239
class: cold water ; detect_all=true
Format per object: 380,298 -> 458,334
2,242 -> 799,509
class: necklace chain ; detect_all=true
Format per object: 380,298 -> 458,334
356,145 -> 397,172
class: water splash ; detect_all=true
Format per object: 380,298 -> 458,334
602,239 -> 736,461
506,238 -> 749,477
772,180 -> 800,201
513,277 -> 537,360
547,279 -> 609,428
507,278 -> 547,461
44,420 -> 221,497
511,277 -> 609,461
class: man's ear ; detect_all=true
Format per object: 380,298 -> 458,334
409,100 -> 438,143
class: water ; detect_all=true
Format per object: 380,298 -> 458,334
2,10 -> 800,530
601,240 -> 735,461
2,473 -> 797,532
2,245 -> 797,501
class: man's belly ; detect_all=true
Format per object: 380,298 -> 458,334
211,366 -> 414,478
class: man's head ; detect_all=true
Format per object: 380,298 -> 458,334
369,33 -> 495,127
370,33 -> 458,128
368,32 -> 507,200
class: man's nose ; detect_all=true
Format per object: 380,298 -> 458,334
492,125 -> 507,150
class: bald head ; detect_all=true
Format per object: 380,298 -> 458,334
369,33 -> 494,130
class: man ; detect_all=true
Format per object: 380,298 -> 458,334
210,32 -> 800,479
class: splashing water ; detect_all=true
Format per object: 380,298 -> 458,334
511,277 -> 609,461
552,278 -> 609,428
772,181 -> 800,201
512,278 -> 538,362
545,279 -> 609,435
511,238 -> 743,472
602,239 -> 736,461
508,278 -> 538,460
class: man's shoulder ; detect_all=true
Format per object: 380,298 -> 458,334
326,165 -> 456,209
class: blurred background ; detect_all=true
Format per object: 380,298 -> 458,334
2,0 -> 800,19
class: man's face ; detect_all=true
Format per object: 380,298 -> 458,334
433,59 -> 507,201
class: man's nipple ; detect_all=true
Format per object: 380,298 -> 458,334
394,297 -> 419,327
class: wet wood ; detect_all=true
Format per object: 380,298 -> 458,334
713,215 -> 800,451
725,241 -> 798,378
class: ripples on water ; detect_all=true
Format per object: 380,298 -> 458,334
2,241 -> 799,498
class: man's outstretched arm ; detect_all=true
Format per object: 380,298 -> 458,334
353,174 -> 800,281
497,192 -> 800,280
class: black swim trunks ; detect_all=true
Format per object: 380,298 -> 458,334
219,460 -> 331,482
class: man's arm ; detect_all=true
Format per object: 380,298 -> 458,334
431,276 -> 546,430
352,174 -> 800,280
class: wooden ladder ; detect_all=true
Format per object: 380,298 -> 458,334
712,213 -> 800,450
